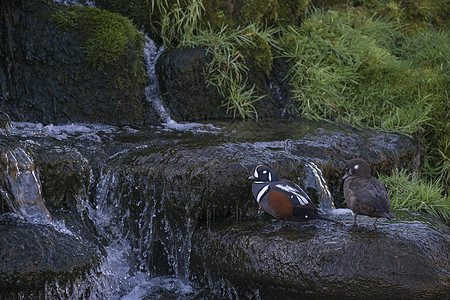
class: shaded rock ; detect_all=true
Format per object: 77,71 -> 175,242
0,0 -> 146,125
0,112 -> 11,132
0,214 -> 101,294
0,119 -> 423,297
190,210 -> 450,300
156,48 -> 293,121
156,47 -> 226,121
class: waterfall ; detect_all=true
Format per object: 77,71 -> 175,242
305,162 -> 335,210
143,36 -> 222,133
91,163 -> 200,298
143,36 -> 175,125
0,147 -> 52,223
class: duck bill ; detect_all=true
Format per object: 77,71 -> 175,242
248,175 -> 256,180
342,174 -> 348,180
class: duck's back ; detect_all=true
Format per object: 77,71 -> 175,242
344,176 -> 392,218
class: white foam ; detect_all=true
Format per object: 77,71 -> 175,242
52,0 -> 95,7
162,120 -> 222,134
9,122 -> 118,141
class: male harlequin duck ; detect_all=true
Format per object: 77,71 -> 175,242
343,158 -> 394,226
249,165 -> 329,227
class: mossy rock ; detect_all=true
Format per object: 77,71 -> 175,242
52,5 -> 144,69
0,0 -> 148,125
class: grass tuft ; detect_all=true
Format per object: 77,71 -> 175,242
379,170 -> 450,223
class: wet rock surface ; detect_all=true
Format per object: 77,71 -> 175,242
0,119 -> 446,298
191,210 -> 450,300
0,214 -> 102,293
156,49 -> 295,121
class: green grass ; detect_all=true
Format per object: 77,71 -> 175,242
223,78 -> 263,119
151,0 -> 275,119
274,10 -> 437,135
379,170 -> 450,224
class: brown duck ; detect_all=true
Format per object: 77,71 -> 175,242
343,158 -> 394,226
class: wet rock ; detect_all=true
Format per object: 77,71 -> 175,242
0,112 -> 11,132
93,119 -> 418,276
0,119 -> 424,298
0,214 -> 101,294
190,210 -> 450,300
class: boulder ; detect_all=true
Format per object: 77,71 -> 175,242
0,214 -> 101,294
156,48 -> 294,121
92,119 -> 419,276
190,210 -> 450,300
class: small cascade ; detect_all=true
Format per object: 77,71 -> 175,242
305,162 -> 335,210
143,36 -> 222,133
143,36 -> 174,125
0,147 -> 52,223
91,156 -> 202,297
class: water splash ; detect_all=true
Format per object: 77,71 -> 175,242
0,147 -> 52,223
90,165 -> 207,298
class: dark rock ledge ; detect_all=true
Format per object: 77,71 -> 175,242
191,210 -> 450,300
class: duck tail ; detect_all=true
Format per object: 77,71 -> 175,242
291,208 -> 336,222
384,211 -> 395,220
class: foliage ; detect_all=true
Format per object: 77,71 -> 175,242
223,78 -> 264,119
399,29 -> 450,192
273,9 -> 449,194
379,170 -> 450,223
52,6 -> 144,69
275,10 -> 432,134
192,24 -> 275,119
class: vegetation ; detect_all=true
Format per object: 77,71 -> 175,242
379,170 -> 450,223
149,0 -> 277,119
52,6 -> 144,69
86,0 -> 449,219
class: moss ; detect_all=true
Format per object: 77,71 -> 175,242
277,0 -> 310,25
96,0 -> 151,32
52,6 -> 144,69
239,31 -> 273,76
202,0 -> 234,31
239,0 -> 278,24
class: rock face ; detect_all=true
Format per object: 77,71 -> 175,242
0,0 -> 147,125
156,48 -> 294,121
191,211 -> 450,300
156,47 -> 226,121
0,139 -> 103,296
